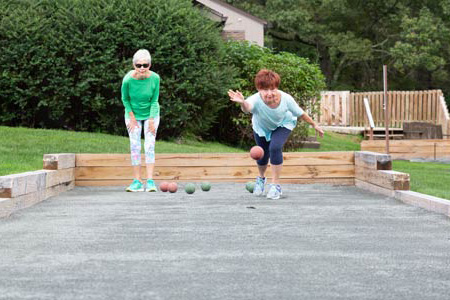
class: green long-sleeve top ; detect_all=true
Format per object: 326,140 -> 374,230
121,70 -> 160,120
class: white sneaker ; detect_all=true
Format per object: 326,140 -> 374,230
266,184 -> 282,200
253,176 -> 266,196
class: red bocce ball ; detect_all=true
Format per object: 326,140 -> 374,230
250,146 -> 264,160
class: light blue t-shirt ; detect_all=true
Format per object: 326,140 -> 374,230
246,90 -> 304,141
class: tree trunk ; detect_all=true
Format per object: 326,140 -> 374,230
318,44 -> 332,86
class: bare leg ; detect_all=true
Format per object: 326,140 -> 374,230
133,166 -> 141,181
146,163 -> 154,180
258,164 -> 267,178
271,164 -> 282,184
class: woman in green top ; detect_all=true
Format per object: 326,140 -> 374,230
121,49 -> 161,192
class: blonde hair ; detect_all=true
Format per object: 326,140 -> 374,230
132,49 -> 151,64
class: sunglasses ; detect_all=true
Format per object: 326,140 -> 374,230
135,63 -> 149,68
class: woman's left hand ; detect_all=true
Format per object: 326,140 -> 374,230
147,119 -> 156,135
314,124 -> 324,138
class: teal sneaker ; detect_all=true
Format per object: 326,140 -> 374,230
146,179 -> 157,192
126,179 -> 144,192
266,184 -> 282,200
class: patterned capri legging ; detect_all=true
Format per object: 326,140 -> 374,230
125,117 -> 160,166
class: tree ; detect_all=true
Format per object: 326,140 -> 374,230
227,0 -> 398,88
226,0 -> 450,107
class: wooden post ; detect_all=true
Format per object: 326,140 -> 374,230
383,65 -> 390,153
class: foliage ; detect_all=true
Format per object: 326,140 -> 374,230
0,0 -> 235,138
216,41 -> 325,147
226,0 -> 450,108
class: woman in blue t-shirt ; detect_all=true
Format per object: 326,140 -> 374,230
228,69 -> 324,199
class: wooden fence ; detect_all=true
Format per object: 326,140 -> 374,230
318,91 -> 350,127
361,139 -> 450,160
319,90 -> 450,137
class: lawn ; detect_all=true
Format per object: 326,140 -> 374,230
0,126 -> 243,176
299,129 -> 363,152
1,125 -> 448,200
392,160 -> 450,200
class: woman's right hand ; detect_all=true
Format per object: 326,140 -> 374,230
228,90 -> 245,103
127,118 -> 138,132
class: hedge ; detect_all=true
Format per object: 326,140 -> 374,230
0,0 -> 235,138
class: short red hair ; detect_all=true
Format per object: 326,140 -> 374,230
254,69 -> 281,90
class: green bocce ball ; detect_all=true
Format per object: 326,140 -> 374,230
245,181 -> 255,193
201,182 -> 211,192
185,183 -> 196,194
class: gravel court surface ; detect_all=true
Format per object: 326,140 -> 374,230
0,183 -> 449,300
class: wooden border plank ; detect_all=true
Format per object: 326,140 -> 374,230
355,167 -> 410,190
45,169 -> 75,188
76,152 -> 355,167
43,154 -> 75,170
75,178 -> 355,186
361,140 -> 450,159
0,182 -> 75,218
75,165 -> 355,181
355,179 -> 395,197
354,151 -> 392,170
0,171 -> 47,198
395,190 -> 450,216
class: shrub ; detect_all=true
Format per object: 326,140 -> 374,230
0,0 -> 234,138
215,41 -> 326,147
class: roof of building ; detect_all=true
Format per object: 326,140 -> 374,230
194,0 -> 267,25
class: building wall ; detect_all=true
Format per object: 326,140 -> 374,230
196,0 -> 264,46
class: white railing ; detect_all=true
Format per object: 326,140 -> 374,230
363,98 -> 375,140
438,96 -> 450,138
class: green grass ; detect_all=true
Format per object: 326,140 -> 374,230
392,160 -> 450,200
297,129 -> 363,152
0,126 -> 243,176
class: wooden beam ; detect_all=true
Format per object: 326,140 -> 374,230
355,179 -> 395,197
43,153 -> 75,170
45,169 -> 75,188
361,140 -> 450,160
75,178 -> 355,186
0,171 -> 47,198
0,182 -> 74,218
354,151 -> 392,170
76,152 -> 355,167
75,165 -> 355,181
355,166 -> 410,190
396,190 -> 450,216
